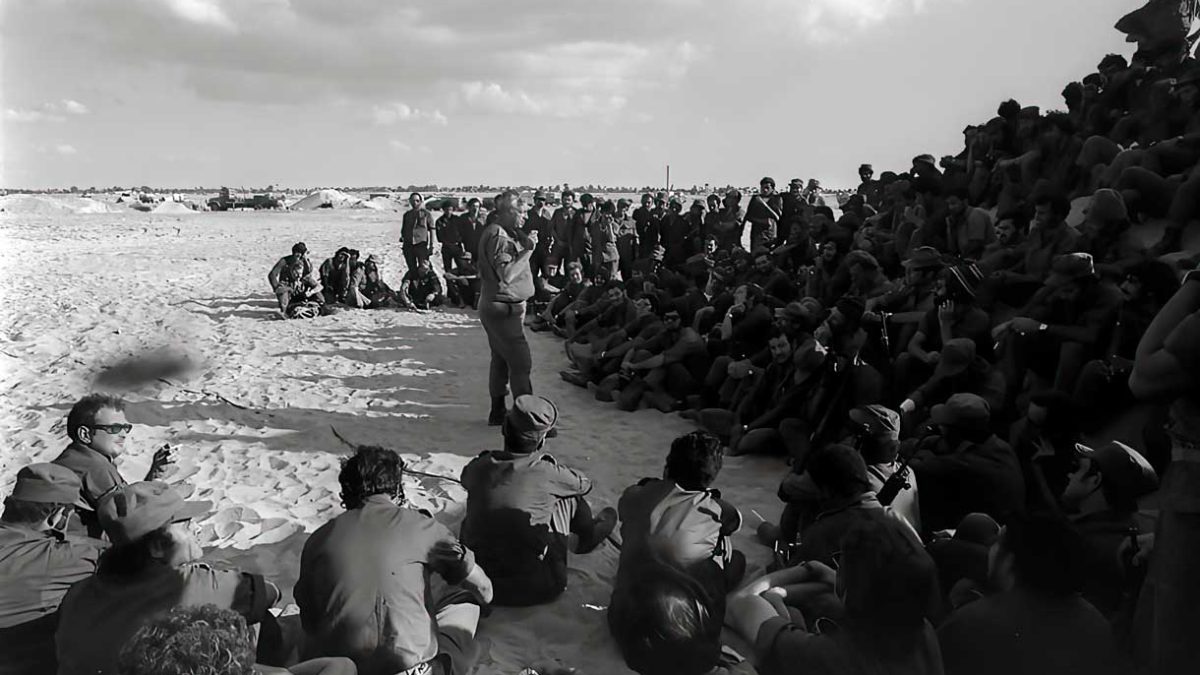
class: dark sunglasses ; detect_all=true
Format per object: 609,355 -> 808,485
664,314 -> 682,321
90,423 -> 133,435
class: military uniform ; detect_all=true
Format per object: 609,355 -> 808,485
401,207 -> 435,273
459,450 -> 591,606
52,442 -> 127,538
0,464 -> 106,675
55,480 -> 274,675
56,560 -> 276,675
295,494 -> 480,675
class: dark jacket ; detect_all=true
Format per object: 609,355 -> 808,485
459,451 -> 591,606
913,434 -> 1025,531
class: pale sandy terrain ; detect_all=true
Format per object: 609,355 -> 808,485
0,210 -> 782,674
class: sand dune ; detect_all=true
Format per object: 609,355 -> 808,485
0,210 -> 777,673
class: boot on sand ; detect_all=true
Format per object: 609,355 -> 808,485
488,396 -> 507,426
575,507 -> 618,554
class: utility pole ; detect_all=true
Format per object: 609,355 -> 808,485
666,164 -> 670,192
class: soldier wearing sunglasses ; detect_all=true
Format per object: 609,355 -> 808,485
51,394 -> 174,538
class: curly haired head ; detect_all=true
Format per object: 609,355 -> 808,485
338,445 -> 405,510
665,431 -> 724,491
117,604 -> 254,675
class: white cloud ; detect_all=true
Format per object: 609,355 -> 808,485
371,102 -> 448,126
458,81 -> 628,119
61,99 -> 89,115
4,109 -> 59,123
165,0 -> 235,30
788,0 -> 946,43
3,99 -> 91,123
55,144 -> 78,155
388,140 -> 412,152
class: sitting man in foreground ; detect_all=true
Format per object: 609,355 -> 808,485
296,446 -> 493,675
459,395 -> 617,606
0,464 -> 107,673
608,431 -> 744,675
52,393 -> 175,538
55,481 -> 280,675
118,604 -> 356,675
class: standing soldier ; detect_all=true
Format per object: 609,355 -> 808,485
436,199 -> 461,272
634,193 -> 657,259
615,198 -> 638,281
648,192 -> 670,258
590,200 -> 621,280
550,189 -> 577,278
745,176 -> 783,250
524,190 -> 554,297
477,190 -> 538,425
455,198 -> 487,269
400,192 -> 435,273
571,193 -> 597,278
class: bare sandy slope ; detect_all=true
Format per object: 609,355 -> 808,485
0,211 -> 782,674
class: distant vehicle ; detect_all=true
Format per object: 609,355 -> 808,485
207,187 -> 283,211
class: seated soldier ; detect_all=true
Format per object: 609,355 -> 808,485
314,247 -> 348,302
52,394 -> 174,538
608,556 -> 725,675
726,520 -> 941,675
699,283 -> 775,407
319,247 -> 353,305
400,257 -> 445,310
893,263 -> 991,397
601,305 -> 709,413
358,254 -> 403,309
0,464 -> 107,674
689,328 -> 795,454
267,242 -> 313,314
560,292 -> 665,387
898,338 -> 1007,430
761,404 -> 921,548
531,261 -> 588,332
977,212 -> 1027,275
563,280 -> 633,345
938,514 -> 1132,675
1054,440 -> 1159,619
746,247 -> 797,306
726,337 -> 828,458
55,482 -> 280,675
771,443 -> 920,567
557,267 -> 616,337
458,396 -> 617,606
993,252 -> 1122,410
119,605 -> 356,675
444,251 -> 481,309
909,393 -> 1025,533
296,446 -> 492,675
778,298 -> 885,465
285,272 -> 326,318
609,432 -> 745,675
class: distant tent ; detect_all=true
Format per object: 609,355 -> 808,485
290,189 -> 364,210
152,201 -> 195,214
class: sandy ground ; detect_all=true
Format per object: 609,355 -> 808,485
0,210 -> 782,674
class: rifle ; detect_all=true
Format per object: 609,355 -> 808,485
878,437 -> 922,507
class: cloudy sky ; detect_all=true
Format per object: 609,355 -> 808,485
3,0 -> 1137,189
